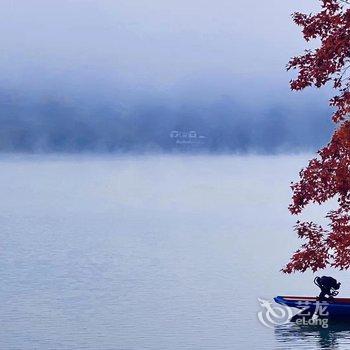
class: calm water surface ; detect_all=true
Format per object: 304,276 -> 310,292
1,154 -> 350,350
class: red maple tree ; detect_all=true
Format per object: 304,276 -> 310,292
283,0 -> 350,273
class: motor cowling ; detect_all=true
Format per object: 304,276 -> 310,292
314,276 -> 341,301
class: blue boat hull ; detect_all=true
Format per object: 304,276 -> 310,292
274,296 -> 350,321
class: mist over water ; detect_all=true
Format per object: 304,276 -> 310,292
0,88 -> 333,153
1,0 -> 346,349
0,0 -> 333,154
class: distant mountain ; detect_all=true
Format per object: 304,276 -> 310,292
0,89 -> 333,154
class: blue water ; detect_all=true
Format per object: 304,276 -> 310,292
1,155 -> 350,349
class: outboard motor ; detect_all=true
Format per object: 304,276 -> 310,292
314,276 -> 341,301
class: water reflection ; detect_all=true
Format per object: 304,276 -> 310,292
275,323 -> 350,349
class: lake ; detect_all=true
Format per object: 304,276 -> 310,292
1,154 -> 350,349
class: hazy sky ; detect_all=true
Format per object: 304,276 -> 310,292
0,0 -> 321,104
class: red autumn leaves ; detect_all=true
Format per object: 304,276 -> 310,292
283,0 -> 350,272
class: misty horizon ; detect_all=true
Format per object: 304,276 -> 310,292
0,0 -> 333,154
0,85 -> 333,154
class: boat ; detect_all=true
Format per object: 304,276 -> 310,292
275,296 -> 350,322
